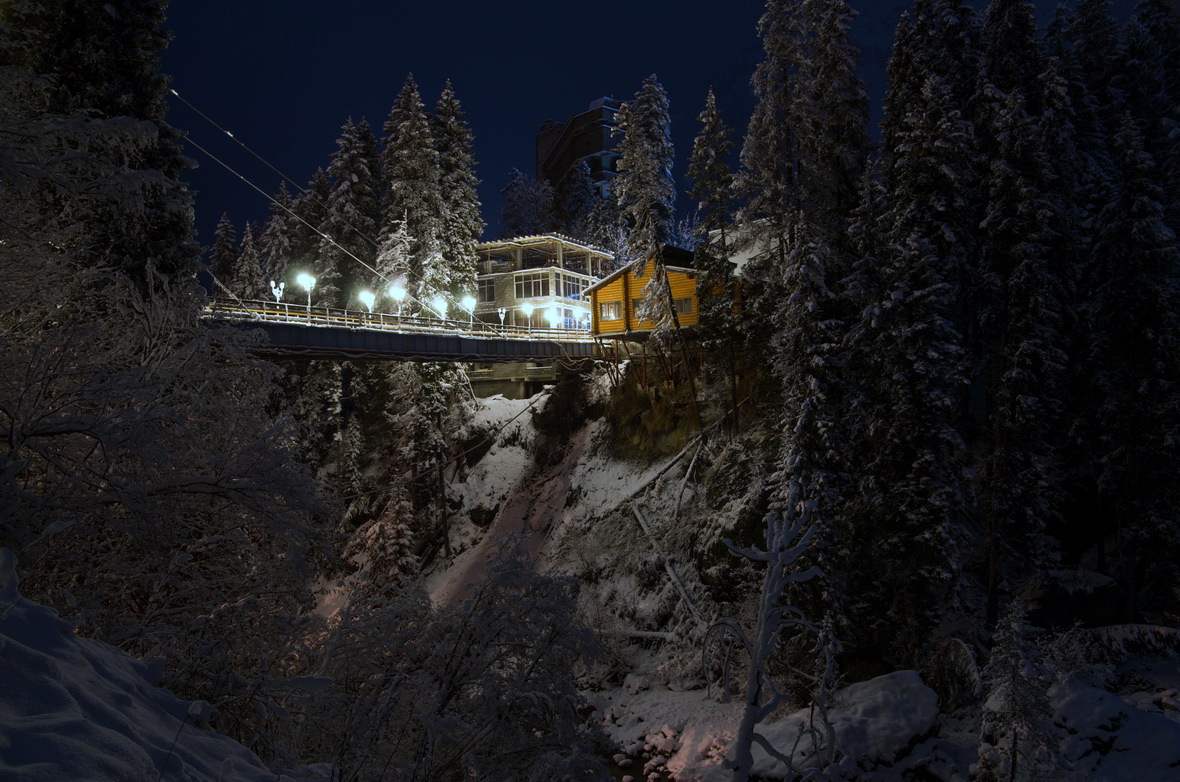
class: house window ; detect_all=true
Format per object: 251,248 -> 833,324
674,297 -> 693,315
599,301 -> 622,320
478,277 -> 496,303
514,272 -> 549,299
561,274 -> 586,299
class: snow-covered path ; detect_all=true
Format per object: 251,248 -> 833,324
429,423 -> 589,607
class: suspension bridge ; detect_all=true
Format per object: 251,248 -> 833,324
203,299 -> 599,362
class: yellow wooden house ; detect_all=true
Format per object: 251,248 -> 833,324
586,245 -> 701,338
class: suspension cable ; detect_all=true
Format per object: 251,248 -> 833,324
170,89 -> 469,313
170,87 -> 381,253
180,133 -> 436,314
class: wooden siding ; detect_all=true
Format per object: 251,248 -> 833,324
591,258 -> 699,336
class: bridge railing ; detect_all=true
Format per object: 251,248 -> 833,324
203,298 -> 596,343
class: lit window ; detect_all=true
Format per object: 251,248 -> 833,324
514,272 -> 549,299
599,301 -> 622,320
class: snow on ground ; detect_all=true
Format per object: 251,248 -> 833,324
0,549 -> 322,782
1053,675 -> 1180,781
590,671 -> 938,781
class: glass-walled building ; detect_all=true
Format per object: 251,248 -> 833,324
473,234 -> 613,330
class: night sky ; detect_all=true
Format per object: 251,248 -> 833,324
161,0 -> 769,247
159,0 -> 1133,249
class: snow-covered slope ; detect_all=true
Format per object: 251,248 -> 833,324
0,549 -> 322,782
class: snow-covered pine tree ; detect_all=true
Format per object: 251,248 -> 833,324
208,211 -> 239,292
615,74 -> 676,328
259,182 -> 295,291
688,88 -> 741,429
1117,7 -> 1179,226
1064,0 -> 1125,131
288,167 -> 331,286
318,117 -> 381,309
737,0 -> 807,300
0,0 -> 201,287
584,186 -> 628,268
560,159 -> 599,241
976,602 -> 1069,782
1080,115 -> 1179,619
380,74 -> 445,307
688,87 -> 736,338
843,72 -> 977,660
235,220 -> 267,300
882,0 -> 981,155
499,167 -> 557,238
980,0 -> 1043,108
431,80 -> 482,303
797,0 -> 871,229
977,87 -> 1073,626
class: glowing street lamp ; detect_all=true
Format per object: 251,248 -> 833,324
460,295 -> 476,327
358,289 -> 375,313
388,283 -> 407,316
295,272 -> 316,320
545,306 -> 560,329
431,295 -> 448,319
269,280 -> 285,304
519,302 -> 534,333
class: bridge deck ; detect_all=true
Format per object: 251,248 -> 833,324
203,299 -> 598,362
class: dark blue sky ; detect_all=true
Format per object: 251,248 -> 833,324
159,1 -> 1134,249
161,0 -> 769,246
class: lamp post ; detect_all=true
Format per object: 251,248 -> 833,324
296,272 -> 316,321
545,306 -> 560,331
497,307 -> 507,328
520,302 -> 534,335
431,295 -> 448,319
269,280 -> 285,304
461,295 -> 476,328
389,284 -> 406,317
358,289 -> 375,313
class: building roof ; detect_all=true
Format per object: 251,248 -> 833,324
475,233 -> 612,256
583,245 -> 697,295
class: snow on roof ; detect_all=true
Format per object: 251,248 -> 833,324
475,233 -> 613,256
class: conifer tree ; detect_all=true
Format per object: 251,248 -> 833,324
1118,8 -> 1179,224
615,74 -> 676,327
1081,116 -> 1179,617
737,0 -> 807,286
797,0 -> 871,227
288,168 -> 331,288
843,73 -> 977,658
560,160 -> 599,241
689,88 -> 737,355
235,221 -> 267,300
976,602 -> 1068,782
431,80 -> 482,302
737,0 -> 870,321
209,212 -> 239,290
318,117 -> 381,309
1065,0 -> 1124,129
381,74 -> 444,307
980,0 -> 1042,106
0,0 -> 200,286
687,88 -> 743,434
584,188 -> 628,267
499,168 -> 556,238
977,87 -> 1074,625
260,182 -> 295,290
